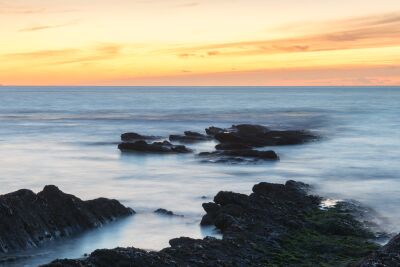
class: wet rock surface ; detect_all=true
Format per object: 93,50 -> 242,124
169,131 -> 212,142
358,233 -> 400,267
213,124 -> 317,147
118,140 -> 192,154
43,181 -> 382,267
121,132 -> 160,142
0,186 -> 134,254
205,126 -> 225,136
199,149 -> 279,163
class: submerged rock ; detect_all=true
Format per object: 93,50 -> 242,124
0,186 -> 134,254
43,180 -> 381,267
199,149 -> 279,163
121,132 -> 160,142
118,140 -> 192,154
215,143 -> 252,150
211,124 -> 317,147
169,131 -> 212,142
154,209 -> 183,217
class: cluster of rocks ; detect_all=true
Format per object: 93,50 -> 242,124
42,181 -> 397,267
0,186 -> 134,254
118,124 -> 318,163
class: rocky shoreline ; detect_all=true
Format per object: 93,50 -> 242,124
41,181 -> 399,267
2,124 -> 398,266
0,186 -> 134,255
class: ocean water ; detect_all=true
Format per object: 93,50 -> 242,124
0,86 -> 399,266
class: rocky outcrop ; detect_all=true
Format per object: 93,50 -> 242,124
121,132 -> 160,142
199,149 -> 279,163
358,234 -> 400,266
0,186 -> 134,254
43,181 -> 379,267
169,131 -> 212,142
118,140 -> 192,154
211,124 -> 317,147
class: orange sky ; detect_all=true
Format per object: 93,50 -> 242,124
1,0 -> 400,86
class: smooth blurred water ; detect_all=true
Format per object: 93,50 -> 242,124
0,86 -> 399,266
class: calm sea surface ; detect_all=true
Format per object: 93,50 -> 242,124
0,86 -> 399,266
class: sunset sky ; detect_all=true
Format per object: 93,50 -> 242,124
1,0 -> 400,86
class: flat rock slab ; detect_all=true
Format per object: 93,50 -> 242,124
0,185 -> 134,254
199,149 -> 279,164
207,124 -> 317,147
118,140 -> 192,154
121,132 -> 160,142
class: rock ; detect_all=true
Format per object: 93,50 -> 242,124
42,181 -> 380,267
198,149 -> 279,163
205,126 -> 225,136
121,132 -> 160,142
169,131 -> 212,142
118,140 -> 192,154
215,143 -> 252,150
0,186 -> 134,254
154,209 -> 183,217
212,124 -> 317,147
358,234 -> 400,266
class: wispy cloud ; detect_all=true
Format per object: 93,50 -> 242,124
97,64 -> 400,86
3,44 -> 123,65
168,12 -> 400,58
19,21 -> 78,32
170,2 -> 199,8
0,1 -> 78,14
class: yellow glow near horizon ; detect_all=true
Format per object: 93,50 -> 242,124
1,0 -> 400,85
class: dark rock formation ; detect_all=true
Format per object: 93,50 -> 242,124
118,140 -> 192,154
121,132 -> 160,142
169,131 -> 212,142
358,234 -> 400,266
199,149 -> 279,163
43,181 -> 379,267
154,209 -> 183,217
205,126 -> 225,136
212,124 -> 317,147
215,143 -> 252,150
0,186 -> 134,254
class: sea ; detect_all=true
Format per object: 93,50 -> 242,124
0,86 -> 399,266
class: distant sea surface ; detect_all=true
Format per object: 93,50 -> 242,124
0,86 -> 399,266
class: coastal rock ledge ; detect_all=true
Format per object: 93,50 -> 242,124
0,185 -> 134,254
43,181 -> 395,267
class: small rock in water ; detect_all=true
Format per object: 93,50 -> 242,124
121,132 -> 160,142
169,131 -> 212,142
209,124 -> 317,147
205,126 -> 225,136
154,208 -> 183,217
198,149 -> 279,164
118,140 -> 192,153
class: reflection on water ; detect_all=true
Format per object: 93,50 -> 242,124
3,214 -> 221,267
0,86 -> 399,266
